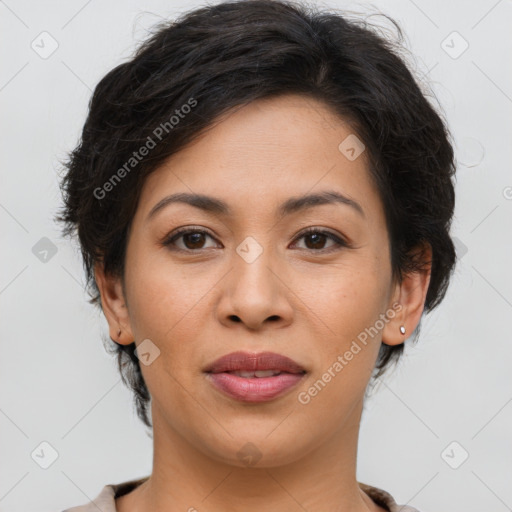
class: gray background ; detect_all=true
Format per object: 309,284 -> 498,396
1,1 -> 511,511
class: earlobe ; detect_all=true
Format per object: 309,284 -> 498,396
94,263 -> 134,345
381,300 -> 409,347
382,242 -> 432,346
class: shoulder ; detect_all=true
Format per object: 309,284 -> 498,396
61,476 -> 150,512
359,481 -> 422,512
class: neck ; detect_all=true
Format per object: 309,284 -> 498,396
116,398 -> 384,512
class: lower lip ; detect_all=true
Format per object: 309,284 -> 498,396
205,372 -> 305,402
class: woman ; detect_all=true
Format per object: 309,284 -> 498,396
56,0 -> 456,510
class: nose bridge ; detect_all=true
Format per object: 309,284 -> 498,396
232,234 -> 277,298
216,232 -> 293,329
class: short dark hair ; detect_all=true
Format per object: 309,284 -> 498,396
56,0 -> 457,429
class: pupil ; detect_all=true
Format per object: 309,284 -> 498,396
307,233 -> 325,249
185,233 -> 204,249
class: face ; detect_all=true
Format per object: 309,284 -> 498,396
97,93 -> 427,468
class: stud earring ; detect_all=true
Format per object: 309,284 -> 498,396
399,325 -> 406,335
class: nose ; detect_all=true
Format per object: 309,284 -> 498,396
215,243 -> 294,331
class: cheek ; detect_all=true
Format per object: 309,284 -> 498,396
296,270 -> 385,415
124,243 -> 210,338
300,258 -> 389,344
123,245 -> 221,393
123,257 -> 207,406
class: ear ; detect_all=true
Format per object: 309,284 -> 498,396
94,263 -> 134,346
382,241 -> 432,346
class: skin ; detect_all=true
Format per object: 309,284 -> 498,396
95,93 -> 431,512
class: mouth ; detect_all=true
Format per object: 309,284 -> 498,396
203,351 -> 307,402
222,369 -> 285,378
204,350 -> 307,374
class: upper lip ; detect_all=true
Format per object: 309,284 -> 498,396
204,351 -> 306,374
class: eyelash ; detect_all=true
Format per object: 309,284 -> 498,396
161,226 -> 349,254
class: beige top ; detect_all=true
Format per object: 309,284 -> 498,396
62,476 -> 421,511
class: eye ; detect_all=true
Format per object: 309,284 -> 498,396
162,226 -> 348,253
291,228 -> 348,252
162,227 -> 220,251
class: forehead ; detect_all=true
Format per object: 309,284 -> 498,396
135,93 -> 383,225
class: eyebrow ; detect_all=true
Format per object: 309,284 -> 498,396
146,190 -> 365,222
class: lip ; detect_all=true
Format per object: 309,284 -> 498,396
204,351 -> 307,403
204,351 -> 306,374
